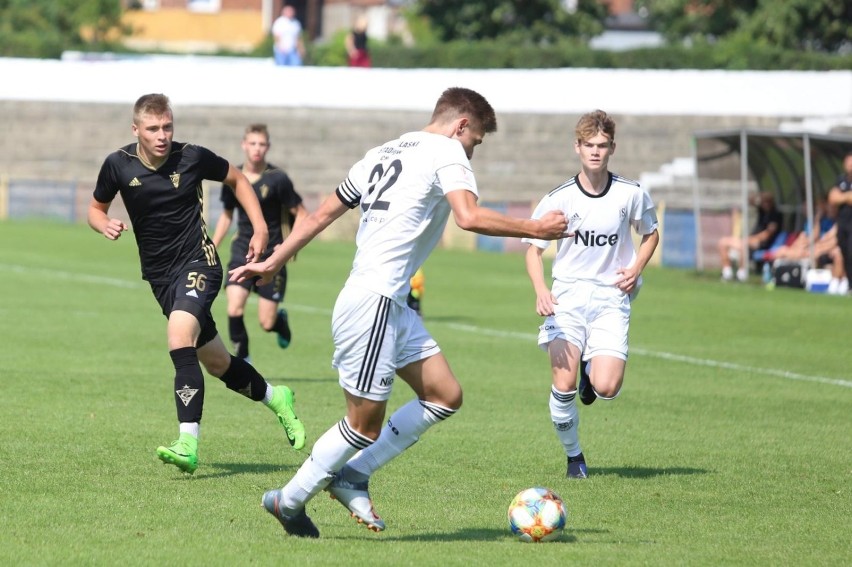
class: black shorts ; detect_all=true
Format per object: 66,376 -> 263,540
150,259 -> 222,347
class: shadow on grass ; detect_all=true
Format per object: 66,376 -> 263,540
266,375 -> 337,384
593,466 -> 708,478
342,527 -> 585,543
185,461 -> 299,479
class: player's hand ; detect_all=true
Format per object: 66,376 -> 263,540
537,210 -> 569,239
246,233 -> 268,263
615,267 -> 639,294
535,292 -> 557,317
229,261 -> 273,286
102,219 -> 128,240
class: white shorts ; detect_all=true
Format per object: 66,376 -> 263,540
537,280 -> 630,361
331,285 -> 440,402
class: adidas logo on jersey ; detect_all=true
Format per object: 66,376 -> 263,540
129,177 -> 141,187
570,212 -> 581,222
186,289 -> 199,298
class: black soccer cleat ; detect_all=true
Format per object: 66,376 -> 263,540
567,453 -> 588,479
578,360 -> 596,406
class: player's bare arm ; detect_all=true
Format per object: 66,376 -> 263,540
87,198 -> 128,240
225,164 -> 268,261
615,229 -> 659,293
446,190 -> 568,239
211,207 -> 234,249
229,192 -> 348,285
525,244 -> 557,316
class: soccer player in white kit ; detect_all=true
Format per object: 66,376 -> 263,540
523,110 -> 659,479
229,87 -> 568,537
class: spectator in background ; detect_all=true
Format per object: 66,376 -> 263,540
345,15 -> 371,68
827,150 -> 852,296
272,4 -> 305,66
773,197 -> 833,258
772,198 -> 846,293
718,191 -> 783,282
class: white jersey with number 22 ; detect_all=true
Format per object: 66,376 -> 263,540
334,131 -> 478,303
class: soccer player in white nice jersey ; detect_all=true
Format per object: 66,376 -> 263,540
229,87 -> 568,537
523,109 -> 659,480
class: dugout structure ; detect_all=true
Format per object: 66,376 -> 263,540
690,129 -> 852,273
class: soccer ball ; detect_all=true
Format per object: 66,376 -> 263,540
507,487 -> 567,543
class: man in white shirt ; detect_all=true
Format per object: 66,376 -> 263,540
272,4 -> 304,66
230,87 -> 568,538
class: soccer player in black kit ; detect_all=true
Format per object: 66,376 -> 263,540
212,124 -> 308,363
87,93 -> 306,475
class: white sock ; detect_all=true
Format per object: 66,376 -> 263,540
179,422 -> 199,438
550,387 -> 581,456
262,383 -> 274,405
280,417 -> 372,512
829,278 -> 840,294
346,399 -> 455,478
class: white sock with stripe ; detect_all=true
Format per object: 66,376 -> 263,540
345,398 -> 455,480
550,386 -> 581,457
281,417 -> 372,512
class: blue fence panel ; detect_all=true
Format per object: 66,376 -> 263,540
476,202 -> 507,252
661,209 -> 696,269
9,180 -> 76,222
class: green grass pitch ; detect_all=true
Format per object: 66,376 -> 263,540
0,219 -> 849,566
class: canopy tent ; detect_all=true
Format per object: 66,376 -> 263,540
691,129 -> 852,272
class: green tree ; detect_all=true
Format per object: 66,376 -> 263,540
0,0 -> 129,58
637,0 -> 851,53
415,0 -> 606,44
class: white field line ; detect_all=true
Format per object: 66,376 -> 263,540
3,263 -> 850,389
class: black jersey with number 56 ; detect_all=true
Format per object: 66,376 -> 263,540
93,142 -> 228,284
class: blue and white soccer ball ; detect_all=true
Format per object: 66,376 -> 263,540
507,487 -> 567,543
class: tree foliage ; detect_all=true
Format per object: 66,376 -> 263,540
415,0 -> 606,44
636,0 -> 852,53
0,0 -> 128,58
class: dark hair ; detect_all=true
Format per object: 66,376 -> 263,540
133,93 -> 171,123
431,87 -> 497,134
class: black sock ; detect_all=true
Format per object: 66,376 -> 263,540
169,346 -> 204,423
271,309 -> 291,341
218,355 -> 267,401
228,316 -> 249,359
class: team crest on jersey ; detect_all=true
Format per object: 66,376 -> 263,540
170,172 -> 180,188
260,184 -> 269,199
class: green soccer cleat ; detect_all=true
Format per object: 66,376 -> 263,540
269,385 -> 306,450
156,433 -> 198,474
